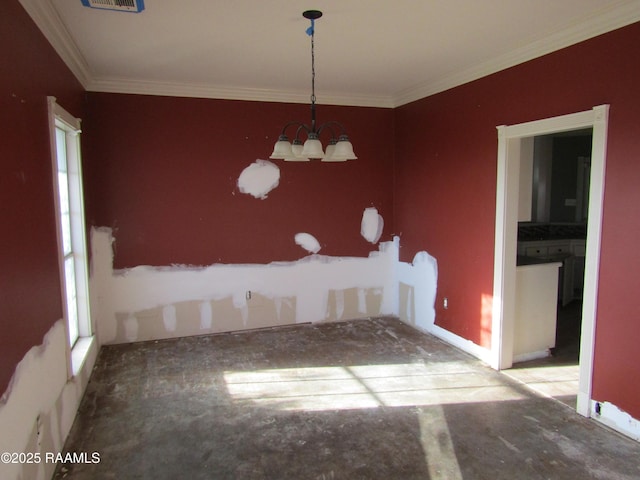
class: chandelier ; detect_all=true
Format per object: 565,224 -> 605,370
269,10 -> 357,162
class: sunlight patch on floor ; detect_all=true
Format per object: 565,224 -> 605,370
223,363 -> 532,411
502,364 -> 579,404
418,404 -> 463,480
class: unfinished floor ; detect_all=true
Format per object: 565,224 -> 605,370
55,317 -> 639,480
506,300 -> 583,408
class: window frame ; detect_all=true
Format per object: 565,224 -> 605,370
48,96 -> 93,377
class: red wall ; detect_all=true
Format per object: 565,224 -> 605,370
394,22 -> 640,418
83,94 -> 394,268
0,1 -> 85,394
4,0 -> 639,423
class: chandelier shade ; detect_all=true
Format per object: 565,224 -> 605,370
269,10 -> 357,163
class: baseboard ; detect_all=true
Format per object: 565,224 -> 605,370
513,349 -> 550,364
591,400 -> 640,441
410,321 -> 493,366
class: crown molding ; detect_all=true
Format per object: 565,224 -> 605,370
392,1 -> 640,107
19,0 -> 91,88
20,0 -> 640,109
86,77 -> 395,108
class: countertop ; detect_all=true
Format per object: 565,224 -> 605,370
516,255 -> 567,267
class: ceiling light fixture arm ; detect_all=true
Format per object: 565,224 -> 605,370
317,120 -> 349,139
276,121 -> 312,139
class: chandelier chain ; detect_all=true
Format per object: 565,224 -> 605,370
310,25 -> 316,106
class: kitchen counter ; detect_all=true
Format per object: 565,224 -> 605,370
517,255 -> 553,266
517,238 -> 583,306
513,261 -> 561,363
517,222 -> 587,242
517,253 -> 572,265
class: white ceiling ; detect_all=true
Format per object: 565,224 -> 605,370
21,0 -> 640,107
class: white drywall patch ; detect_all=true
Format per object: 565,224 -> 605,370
91,228 -> 442,354
90,226 -> 117,345
295,232 -> 321,254
361,207 -> 384,244
357,288 -> 367,314
397,250 -> 493,365
199,301 -> 212,330
90,228 -> 402,344
397,251 -> 438,331
163,305 -> 177,332
237,159 -> 280,199
593,400 -> 640,441
0,320 -> 98,480
0,322 -> 66,465
405,287 -> 414,324
274,297 -> 282,320
124,314 -> 138,342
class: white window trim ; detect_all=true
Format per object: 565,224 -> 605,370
47,96 -> 94,377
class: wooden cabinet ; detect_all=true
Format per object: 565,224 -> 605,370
524,245 -> 547,257
517,239 -> 580,306
514,262 -> 561,362
548,243 -> 571,255
518,240 -> 570,257
570,239 -> 586,298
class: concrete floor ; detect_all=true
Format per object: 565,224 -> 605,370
55,317 -> 640,480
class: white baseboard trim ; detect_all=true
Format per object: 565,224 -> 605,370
513,349 -> 550,364
423,323 -> 494,366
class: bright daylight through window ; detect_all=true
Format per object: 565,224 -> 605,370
49,97 -> 91,361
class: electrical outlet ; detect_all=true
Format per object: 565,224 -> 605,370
443,297 -> 448,309
246,291 -> 251,300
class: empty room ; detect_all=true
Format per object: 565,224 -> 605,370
2,1 -> 640,479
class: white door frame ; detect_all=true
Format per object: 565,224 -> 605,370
491,105 -> 609,417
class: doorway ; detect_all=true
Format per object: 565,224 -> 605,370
491,105 -> 609,418
520,130 -> 592,369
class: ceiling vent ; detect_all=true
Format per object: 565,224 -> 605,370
81,0 -> 145,13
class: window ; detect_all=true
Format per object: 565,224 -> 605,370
48,97 -> 92,372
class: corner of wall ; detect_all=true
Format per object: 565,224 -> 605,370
0,320 -> 99,480
396,249 -> 493,364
